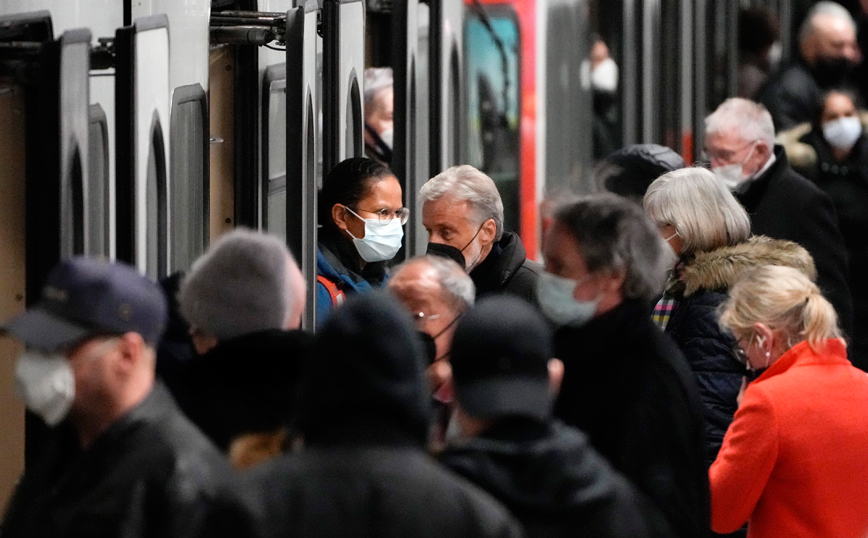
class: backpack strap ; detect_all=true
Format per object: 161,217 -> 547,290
316,275 -> 346,307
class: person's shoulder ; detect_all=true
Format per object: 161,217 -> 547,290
771,165 -> 832,207
761,62 -> 815,96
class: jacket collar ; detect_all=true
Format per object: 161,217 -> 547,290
755,338 -> 849,383
318,229 -> 387,286
735,145 -> 789,212
679,236 -> 816,297
470,231 -> 528,294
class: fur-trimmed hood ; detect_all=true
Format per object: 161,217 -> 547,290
681,236 -> 816,297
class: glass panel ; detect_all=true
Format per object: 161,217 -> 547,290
170,89 -> 207,272
88,110 -> 109,257
464,9 -> 520,233
267,78 -> 287,241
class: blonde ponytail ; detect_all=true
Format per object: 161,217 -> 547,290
800,292 -> 842,349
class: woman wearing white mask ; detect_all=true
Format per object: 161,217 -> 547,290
540,194 -> 710,538
795,89 -> 868,367
644,167 -> 815,466
711,265 -> 868,538
316,157 -> 408,327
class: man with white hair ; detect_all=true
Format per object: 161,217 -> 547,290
421,165 -> 542,305
705,97 -> 853,338
177,228 -> 311,467
388,255 -> 475,447
363,67 -> 394,165
759,1 -> 860,130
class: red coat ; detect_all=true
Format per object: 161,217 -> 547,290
710,339 -> 868,537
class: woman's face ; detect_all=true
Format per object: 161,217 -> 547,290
821,92 -> 857,125
337,175 -> 404,239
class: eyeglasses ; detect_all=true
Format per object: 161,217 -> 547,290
411,311 -> 442,326
353,206 -> 411,225
733,334 -> 752,365
701,139 -> 759,164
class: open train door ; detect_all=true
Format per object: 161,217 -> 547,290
0,12 -> 93,503
285,1 -> 320,330
392,0 -> 430,257
115,15 -> 171,280
322,0 -> 365,174
430,0 -> 464,175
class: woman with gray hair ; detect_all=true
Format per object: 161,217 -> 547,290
644,167 -> 815,465
542,194 -> 709,538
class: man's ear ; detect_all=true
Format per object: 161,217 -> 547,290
548,358 -> 564,396
479,218 -> 498,245
116,332 -> 145,373
331,204 -> 351,232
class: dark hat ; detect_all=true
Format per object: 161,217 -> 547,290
1,257 -> 168,352
602,144 -> 685,200
450,296 -> 553,420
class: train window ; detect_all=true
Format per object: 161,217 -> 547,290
146,121 -> 168,279
169,84 -> 208,272
88,104 -> 110,257
264,66 -> 287,242
464,7 -> 521,233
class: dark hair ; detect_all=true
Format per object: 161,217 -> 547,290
738,7 -> 779,55
815,88 -> 861,127
318,157 -> 395,228
553,194 -> 668,301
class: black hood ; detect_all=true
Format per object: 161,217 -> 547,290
181,329 -> 313,450
298,290 -> 430,446
442,419 -> 620,515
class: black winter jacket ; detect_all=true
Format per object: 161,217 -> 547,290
441,418 -> 673,538
240,291 -> 522,538
553,300 -> 709,538
665,237 -> 816,464
735,146 -> 853,338
758,61 -> 822,131
1,383 -> 237,538
177,329 -> 312,453
471,231 -> 543,306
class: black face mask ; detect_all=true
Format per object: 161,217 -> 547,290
365,123 -> 392,164
812,55 -> 855,87
417,314 -> 463,365
426,243 -> 466,269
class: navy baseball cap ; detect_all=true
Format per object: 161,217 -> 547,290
1,257 -> 168,352
450,296 -> 553,421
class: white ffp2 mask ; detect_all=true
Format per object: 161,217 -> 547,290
14,351 -> 75,426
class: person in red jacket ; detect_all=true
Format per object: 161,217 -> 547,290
712,264 -> 868,538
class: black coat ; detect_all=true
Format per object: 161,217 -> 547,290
798,128 -> 868,370
553,300 -> 710,538
758,61 -> 822,131
665,237 -> 816,464
177,329 -> 312,452
471,231 -> 543,306
734,146 -> 853,338
441,418 -> 673,538
1,383 -> 237,538
239,291 -> 522,538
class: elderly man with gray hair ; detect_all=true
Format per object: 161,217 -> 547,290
388,255 -> 475,448
759,1 -> 860,130
421,164 -> 542,305
704,97 -> 853,343
176,228 -> 311,468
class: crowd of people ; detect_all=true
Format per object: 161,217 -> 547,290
5,2 -> 868,537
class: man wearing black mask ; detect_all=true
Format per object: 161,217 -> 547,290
420,165 -> 542,306
759,1 -> 860,130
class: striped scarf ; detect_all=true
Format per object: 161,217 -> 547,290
653,261 -> 685,330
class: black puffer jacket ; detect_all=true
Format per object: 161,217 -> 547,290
471,231 -> 543,306
441,418 -> 673,538
665,236 -> 816,465
1,383 -> 237,538
242,291 -> 522,538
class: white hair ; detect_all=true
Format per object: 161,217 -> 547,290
180,229 -> 300,341
705,98 -> 776,147
393,255 -> 476,314
364,67 -> 393,111
644,167 -> 751,255
420,165 -> 505,240
799,2 -> 857,45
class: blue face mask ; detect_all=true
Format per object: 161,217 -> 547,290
344,206 -> 404,263
536,271 -> 599,327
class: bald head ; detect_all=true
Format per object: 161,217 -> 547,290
799,2 -> 859,66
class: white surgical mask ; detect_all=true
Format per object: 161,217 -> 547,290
536,271 -> 599,327
344,206 -> 404,263
591,57 -> 619,93
662,231 -> 680,267
713,142 -> 758,190
14,351 -> 75,426
823,117 -> 862,152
